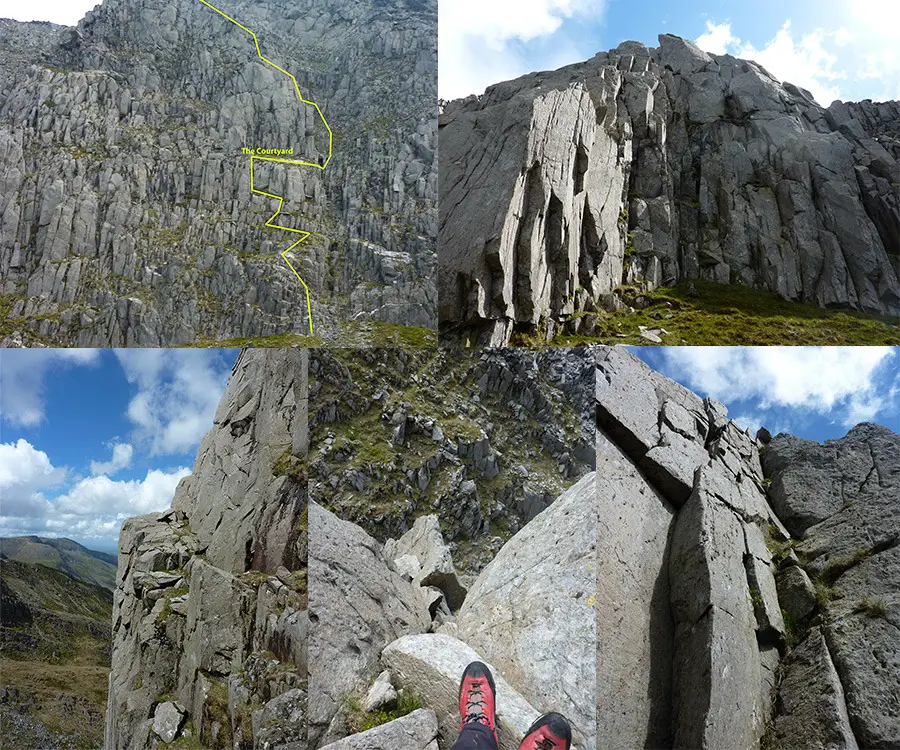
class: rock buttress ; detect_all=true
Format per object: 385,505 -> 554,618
105,349 -> 309,749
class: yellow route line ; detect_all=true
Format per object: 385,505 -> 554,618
199,0 -> 334,334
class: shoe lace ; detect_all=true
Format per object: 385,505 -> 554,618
533,735 -> 557,750
463,680 -> 488,726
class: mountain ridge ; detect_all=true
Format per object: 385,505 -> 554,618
0,535 -> 118,590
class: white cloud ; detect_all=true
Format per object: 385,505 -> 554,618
0,349 -> 101,427
439,0 -> 606,99
696,12 -> 900,103
1,463 -> 190,544
694,20 -> 848,105
696,21 -> 739,55
54,467 -> 190,517
0,0 -> 99,26
659,347 -> 897,428
113,350 -> 232,456
90,442 -> 133,476
0,439 -> 63,517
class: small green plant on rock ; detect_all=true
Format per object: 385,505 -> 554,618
853,596 -> 888,619
344,688 -> 422,734
781,609 -> 802,649
819,546 -> 873,586
765,524 -> 794,567
814,579 -> 840,606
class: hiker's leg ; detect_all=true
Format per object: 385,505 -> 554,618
451,722 -> 500,750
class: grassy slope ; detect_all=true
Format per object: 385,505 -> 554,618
0,536 -> 117,591
1,558 -> 112,750
554,281 -> 900,346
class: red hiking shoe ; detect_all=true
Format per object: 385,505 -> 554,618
518,712 -> 572,750
458,661 -> 498,745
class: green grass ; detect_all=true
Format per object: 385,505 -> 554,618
186,333 -> 324,348
814,579 -> 841,606
272,446 -> 306,481
0,559 -> 112,749
344,689 -> 422,734
358,322 -> 437,348
555,281 -> 900,346
819,546 -> 874,585
765,524 -> 795,567
781,609 -> 803,649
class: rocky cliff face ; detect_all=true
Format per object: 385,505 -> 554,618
596,346 -> 899,748
105,344 -> 898,749
308,347 -> 594,574
105,349 -> 308,748
440,34 -> 900,345
0,0 -> 436,346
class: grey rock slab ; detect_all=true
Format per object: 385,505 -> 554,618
825,545 -> 900,748
362,671 -> 397,713
596,433 -> 675,749
151,701 -> 185,743
669,464 -> 770,749
308,501 -> 431,748
319,709 -> 438,750
381,633 -> 540,750
596,347 -> 709,506
457,471 -> 596,749
777,565 -> 818,624
769,628 -> 859,750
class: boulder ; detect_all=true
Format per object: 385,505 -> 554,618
383,515 -> 468,611
457,472 -> 596,749
151,701 -> 185,743
381,633 -> 540,750
319,709 -> 439,750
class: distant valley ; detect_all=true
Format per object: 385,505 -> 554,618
0,538 -> 115,749
0,536 -> 117,591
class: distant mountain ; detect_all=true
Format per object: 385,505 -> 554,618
0,536 -> 117,591
0,557 -> 112,749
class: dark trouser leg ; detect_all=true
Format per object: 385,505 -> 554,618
450,722 -> 499,750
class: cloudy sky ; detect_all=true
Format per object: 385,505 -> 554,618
440,0 -> 900,103
0,349 -> 236,553
632,346 -> 900,442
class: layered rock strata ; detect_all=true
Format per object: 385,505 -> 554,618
440,35 -> 900,344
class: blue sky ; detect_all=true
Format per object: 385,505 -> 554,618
440,0 -> 900,104
631,346 -> 900,443
0,349 -> 236,553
